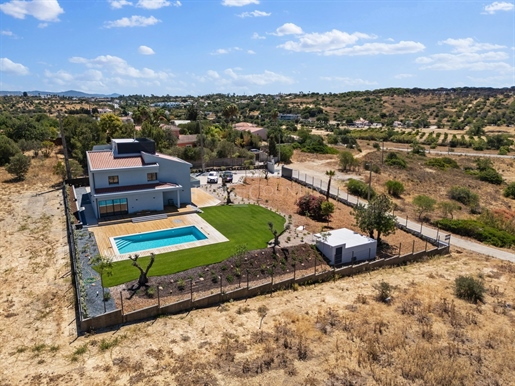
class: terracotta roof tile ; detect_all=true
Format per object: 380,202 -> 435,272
87,151 -> 155,170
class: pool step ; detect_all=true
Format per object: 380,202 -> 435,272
115,239 -> 132,250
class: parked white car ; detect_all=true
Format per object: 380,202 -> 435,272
207,171 -> 219,183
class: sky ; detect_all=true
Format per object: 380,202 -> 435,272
0,0 -> 514,96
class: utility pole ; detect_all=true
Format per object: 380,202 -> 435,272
381,140 -> 384,164
367,164 -> 372,201
198,119 -> 205,173
58,111 -> 72,181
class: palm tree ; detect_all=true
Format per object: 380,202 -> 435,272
325,170 -> 335,201
223,104 -> 239,123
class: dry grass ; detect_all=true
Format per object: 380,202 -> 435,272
2,150 -> 515,385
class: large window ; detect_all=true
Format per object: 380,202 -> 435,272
108,175 -> 119,185
147,172 -> 157,181
98,198 -> 128,217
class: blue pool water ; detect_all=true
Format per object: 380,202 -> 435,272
114,226 -> 207,254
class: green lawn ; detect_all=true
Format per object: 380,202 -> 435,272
102,204 -> 286,287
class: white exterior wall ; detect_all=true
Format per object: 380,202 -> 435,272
344,241 -> 377,263
92,165 -> 159,191
142,153 -> 192,206
316,240 -> 345,265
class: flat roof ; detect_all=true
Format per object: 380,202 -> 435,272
314,228 -> 376,248
94,182 -> 179,195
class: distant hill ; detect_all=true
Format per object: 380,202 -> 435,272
0,90 -> 120,98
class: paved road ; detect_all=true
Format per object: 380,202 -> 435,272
386,146 -> 515,159
286,167 -> 515,264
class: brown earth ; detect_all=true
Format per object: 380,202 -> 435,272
2,154 -> 515,385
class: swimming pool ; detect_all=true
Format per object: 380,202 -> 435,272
113,225 -> 207,254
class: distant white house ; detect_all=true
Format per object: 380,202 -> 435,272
314,228 -> 377,266
232,122 -> 268,140
86,138 -> 198,219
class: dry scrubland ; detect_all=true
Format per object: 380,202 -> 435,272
1,156 -> 515,385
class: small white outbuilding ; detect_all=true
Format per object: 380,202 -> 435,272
314,228 -> 377,266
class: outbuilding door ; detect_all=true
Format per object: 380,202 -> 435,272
334,247 -> 343,265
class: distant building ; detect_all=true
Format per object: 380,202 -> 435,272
177,134 -> 198,148
278,113 -> 300,121
232,122 -> 267,140
314,228 -> 377,266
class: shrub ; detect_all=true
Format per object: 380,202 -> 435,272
435,218 -> 515,248
412,195 -> 436,220
425,157 -> 459,170
478,168 -> 503,185
384,152 -> 407,169
347,178 -> 375,199
373,281 -> 394,303
296,193 -> 333,221
5,153 -> 31,180
448,186 -> 479,208
455,275 -> 485,303
385,180 -> 405,197
504,182 -> 515,199
146,287 -> 156,298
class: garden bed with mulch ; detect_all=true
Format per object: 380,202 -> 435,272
110,243 -> 329,313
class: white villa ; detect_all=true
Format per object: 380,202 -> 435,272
86,138 -> 198,219
314,228 -> 377,266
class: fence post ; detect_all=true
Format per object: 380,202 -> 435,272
271,269 -> 274,286
246,269 -> 249,290
294,264 -> 296,280
220,276 -> 223,295
420,222 -> 423,234
333,265 -> 336,281
412,240 -> 415,254
190,279 -> 193,302
157,285 -> 161,309
406,216 -> 408,227
436,225 -> 439,240
120,292 -> 124,316
398,243 -> 402,257
425,239 -> 428,252
314,256 -> 317,275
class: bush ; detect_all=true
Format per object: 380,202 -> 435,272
384,152 -> 407,169
448,186 -> 479,208
454,275 -> 485,303
478,168 -> 503,185
5,153 -> 31,180
347,178 -> 375,199
0,135 -> 21,166
296,194 -> 333,221
504,182 -> 515,199
435,218 -> 515,248
425,157 -> 459,170
385,180 -> 405,197
373,281 -> 394,303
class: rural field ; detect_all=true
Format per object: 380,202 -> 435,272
1,154 -> 515,385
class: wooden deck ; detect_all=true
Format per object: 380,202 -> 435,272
191,187 -> 221,208
89,213 -> 228,261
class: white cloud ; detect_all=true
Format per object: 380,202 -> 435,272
274,23 -> 303,36
1,30 -> 13,36
69,54 -> 173,80
277,27 -> 424,56
196,68 -> 293,90
324,41 -> 425,56
252,32 -> 265,40
394,73 -> 414,79
238,10 -> 270,18
38,22 -> 48,28
210,47 -> 243,55
247,50 -> 256,54
483,1 -> 514,14
0,0 -> 64,22
108,0 -> 132,9
279,29 -> 374,52
320,76 -> 377,86
0,58 -> 29,75
136,0 -> 170,9
138,45 -> 155,55
440,38 -> 505,53
222,0 -> 259,6
172,1 -> 181,6
416,37 -> 511,73
104,15 -> 160,28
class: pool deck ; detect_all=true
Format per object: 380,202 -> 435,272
89,213 -> 228,262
